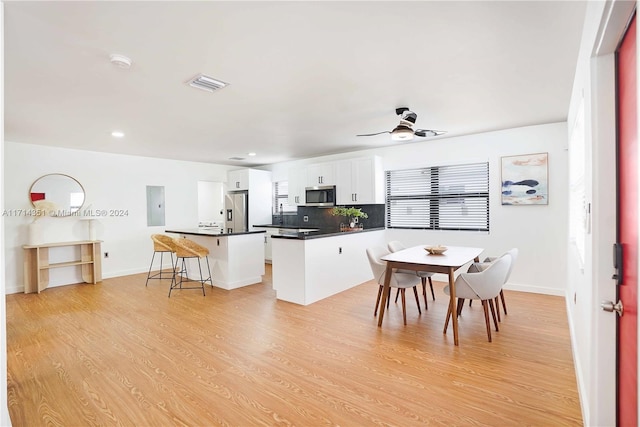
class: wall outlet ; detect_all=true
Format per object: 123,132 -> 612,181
338,247 -> 342,254
303,215 -> 309,222
104,252 -> 109,258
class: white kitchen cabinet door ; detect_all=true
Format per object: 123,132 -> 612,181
227,169 -> 249,191
305,162 -> 335,186
287,167 -> 305,205
336,157 -> 383,204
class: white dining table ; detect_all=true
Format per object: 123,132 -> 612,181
379,245 -> 484,346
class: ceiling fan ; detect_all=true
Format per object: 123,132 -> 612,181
357,107 -> 446,141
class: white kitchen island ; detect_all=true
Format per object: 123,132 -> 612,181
271,228 -> 385,305
166,229 -> 266,290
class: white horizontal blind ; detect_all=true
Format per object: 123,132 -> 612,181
273,181 -> 296,214
386,162 -> 489,231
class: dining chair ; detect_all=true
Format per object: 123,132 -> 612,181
387,240 -> 436,309
366,246 -> 422,325
145,234 -> 177,286
467,248 -> 518,321
443,253 -> 511,342
170,237 -> 212,297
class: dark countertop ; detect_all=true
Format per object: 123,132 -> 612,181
165,228 -> 266,237
271,227 -> 385,240
253,224 -> 319,230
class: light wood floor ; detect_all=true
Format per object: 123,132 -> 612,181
6,265 -> 583,426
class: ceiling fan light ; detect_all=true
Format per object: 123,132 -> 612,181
391,126 -> 414,141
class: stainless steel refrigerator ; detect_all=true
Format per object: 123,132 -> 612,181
224,191 -> 248,233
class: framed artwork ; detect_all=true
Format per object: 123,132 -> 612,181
501,152 -> 548,205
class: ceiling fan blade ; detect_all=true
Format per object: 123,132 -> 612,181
356,131 -> 391,137
414,129 -> 447,137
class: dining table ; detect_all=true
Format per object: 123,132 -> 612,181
378,245 -> 484,346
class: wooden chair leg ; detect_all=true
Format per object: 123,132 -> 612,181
412,286 -> 422,314
395,288 -> 400,303
500,289 -> 508,315
387,287 -> 392,309
374,285 -> 383,316
482,300 -> 492,342
456,298 -> 465,317
421,277 -> 428,310
401,289 -> 407,325
488,299 -> 499,331
494,296 -> 501,322
428,277 -> 435,301
444,301 -> 452,333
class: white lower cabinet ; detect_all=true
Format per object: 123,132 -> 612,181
254,227 -> 276,262
271,230 -> 386,305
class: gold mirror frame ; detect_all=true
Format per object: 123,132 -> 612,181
29,173 -> 86,217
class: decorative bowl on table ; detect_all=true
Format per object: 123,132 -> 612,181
425,245 -> 448,255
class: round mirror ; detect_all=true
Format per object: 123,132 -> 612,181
29,173 -> 85,216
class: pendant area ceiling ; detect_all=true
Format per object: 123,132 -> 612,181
4,1 -> 586,166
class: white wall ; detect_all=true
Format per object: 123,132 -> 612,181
565,2 -> 636,426
267,122 -> 569,295
1,2 -> 11,424
4,142 -> 236,294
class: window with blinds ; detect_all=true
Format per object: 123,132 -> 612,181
273,181 -> 295,214
385,162 -> 489,231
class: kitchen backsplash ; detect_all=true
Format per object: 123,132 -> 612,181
272,204 -> 385,231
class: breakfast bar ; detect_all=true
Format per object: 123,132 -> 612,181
165,228 -> 266,290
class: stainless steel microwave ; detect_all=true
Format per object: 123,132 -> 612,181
305,185 -> 336,207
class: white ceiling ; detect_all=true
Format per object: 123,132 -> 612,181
5,1 -> 586,167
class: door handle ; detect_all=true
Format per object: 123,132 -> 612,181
601,299 -> 624,316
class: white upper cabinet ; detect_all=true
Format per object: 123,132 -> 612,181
287,167 -> 305,206
306,162 -> 336,186
227,169 -> 249,191
287,156 -> 383,206
227,168 -> 272,228
336,156 -> 384,205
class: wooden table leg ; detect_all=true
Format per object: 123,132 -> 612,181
448,266 -> 459,346
377,263 -> 393,327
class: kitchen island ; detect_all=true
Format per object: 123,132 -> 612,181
165,228 -> 266,290
271,227 -> 385,305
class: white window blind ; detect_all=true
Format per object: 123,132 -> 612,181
273,181 -> 295,214
386,162 -> 489,231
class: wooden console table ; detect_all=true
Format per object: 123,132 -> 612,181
23,240 -> 103,293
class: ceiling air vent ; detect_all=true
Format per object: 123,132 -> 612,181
228,157 -> 245,161
187,74 -> 229,92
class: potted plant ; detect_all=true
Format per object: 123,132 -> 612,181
331,206 -> 368,229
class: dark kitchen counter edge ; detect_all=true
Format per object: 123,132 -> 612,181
253,224 -> 317,230
165,229 -> 266,237
271,227 -> 386,240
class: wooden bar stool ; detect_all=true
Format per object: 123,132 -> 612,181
170,237 -> 212,297
145,234 -> 177,286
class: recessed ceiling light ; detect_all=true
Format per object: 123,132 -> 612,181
247,152 -> 257,156
111,131 -> 125,138
109,54 -> 132,69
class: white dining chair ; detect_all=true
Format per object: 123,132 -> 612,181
366,246 -> 422,325
387,240 -> 436,309
443,253 -> 511,342
467,248 -> 518,321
